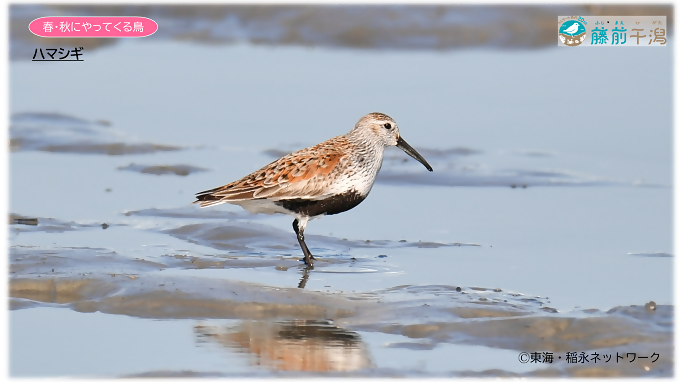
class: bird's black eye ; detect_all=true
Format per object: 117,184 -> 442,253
384,123 -> 392,130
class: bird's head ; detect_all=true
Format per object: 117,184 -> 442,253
352,112 -> 433,172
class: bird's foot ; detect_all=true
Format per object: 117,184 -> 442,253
303,255 -> 315,268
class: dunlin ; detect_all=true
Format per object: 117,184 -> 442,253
194,112 -> 432,267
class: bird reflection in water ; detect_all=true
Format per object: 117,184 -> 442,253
298,267 -> 311,289
195,319 -> 373,372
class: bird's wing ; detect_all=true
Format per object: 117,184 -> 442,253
194,136 -> 349,207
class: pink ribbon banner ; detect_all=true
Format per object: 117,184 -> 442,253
29,16 -> 158,38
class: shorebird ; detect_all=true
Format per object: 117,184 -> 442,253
194,112 -> 432,267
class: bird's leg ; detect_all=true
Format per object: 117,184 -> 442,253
293,218 -> 315,267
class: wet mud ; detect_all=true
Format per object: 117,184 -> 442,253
10,112 -> 182,155
629,252 -> 673,258
8,109 -> 673,376
124,206 -> 260,220
118,163 -> 208,176
162,221 -> 475,254
10,214 -> 121,234
377,150 -> 649,188
12,111 -> 655,189
9,199 -> 673,377
9,245 -> 672,377
376,168 -> 627,188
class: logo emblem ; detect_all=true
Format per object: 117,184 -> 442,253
559,18 -> 587,46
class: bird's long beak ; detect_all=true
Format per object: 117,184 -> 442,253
396,136 -> 433,172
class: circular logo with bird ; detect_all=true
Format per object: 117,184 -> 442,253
559,19 -> 587,46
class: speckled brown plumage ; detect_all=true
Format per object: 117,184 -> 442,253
195,135 -> 351,205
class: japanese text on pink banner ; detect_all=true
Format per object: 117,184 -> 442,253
29,16 -> 158,38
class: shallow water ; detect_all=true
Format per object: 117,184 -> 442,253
9,10 -> 673,377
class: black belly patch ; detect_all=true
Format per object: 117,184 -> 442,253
274,190 -> 367,217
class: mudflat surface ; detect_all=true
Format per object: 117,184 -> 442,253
9,4 -> 673,378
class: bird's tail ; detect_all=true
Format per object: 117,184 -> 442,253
193,194 -> 226,208
194,185 -> 229,207
194,184 -> 260,207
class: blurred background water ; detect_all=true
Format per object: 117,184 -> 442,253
9,3 -> 674,377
